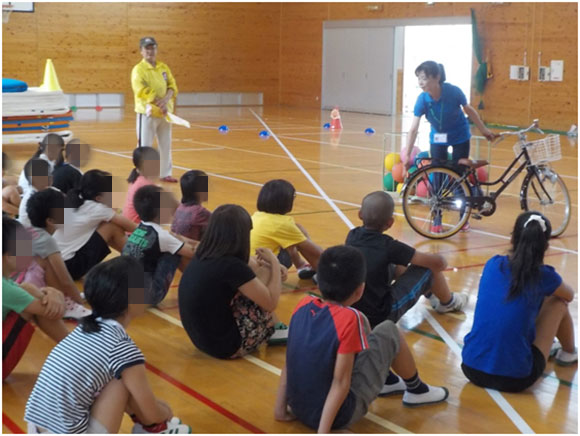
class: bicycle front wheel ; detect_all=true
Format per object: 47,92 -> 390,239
402,166 -> 471,239
522,166 -> 571,237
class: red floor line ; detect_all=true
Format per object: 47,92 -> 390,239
2,413 -> 24,434
144,362 -> 265,434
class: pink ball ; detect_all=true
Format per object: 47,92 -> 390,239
477,166 -> 488,182
401,145 -> 420,165
416,180 -> 428,197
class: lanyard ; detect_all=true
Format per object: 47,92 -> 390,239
429,101 -> 444,131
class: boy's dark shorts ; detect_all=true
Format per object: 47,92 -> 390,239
144,253 -> 181,306
387,265 -> 432,323
65,231 -> 111,280
461,345 -> 546,392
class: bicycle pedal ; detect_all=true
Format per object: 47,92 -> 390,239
471,213 -> 483,220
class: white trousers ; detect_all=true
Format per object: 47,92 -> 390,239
136,113 -> 172,178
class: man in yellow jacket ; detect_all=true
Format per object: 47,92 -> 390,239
131,37 -> 179,183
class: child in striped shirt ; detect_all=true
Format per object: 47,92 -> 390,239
25,256 -> 191,434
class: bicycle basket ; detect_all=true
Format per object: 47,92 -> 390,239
513,134 -> 561,165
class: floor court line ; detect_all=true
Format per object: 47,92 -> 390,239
252,112 -> 539,434
2,413 -> 24,434
92,147 -> 578,255
144,362 -> 265,434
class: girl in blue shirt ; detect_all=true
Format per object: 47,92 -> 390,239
404,61 -> 497,232
461,212 -> 576,392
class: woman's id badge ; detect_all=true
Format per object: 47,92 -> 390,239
434,133 -> 448,143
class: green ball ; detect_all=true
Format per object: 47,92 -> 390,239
383,172 -> 396,191
71,106 -> 77,112
408,165 -> 418,175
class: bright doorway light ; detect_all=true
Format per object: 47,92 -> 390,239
402,24 -> 473,127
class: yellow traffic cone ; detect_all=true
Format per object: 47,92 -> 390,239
39,59 -> 62,92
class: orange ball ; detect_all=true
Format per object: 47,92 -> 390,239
392,162 -> 405,183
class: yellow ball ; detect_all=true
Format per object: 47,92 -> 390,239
396,183 -> 403,194
384,152 -> 401,172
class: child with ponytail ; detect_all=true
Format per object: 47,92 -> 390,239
53,170 -> 137,280
123,146 -> 160,223
25,256 -> 191,434
462,211 -> 577,392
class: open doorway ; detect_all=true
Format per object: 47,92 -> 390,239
401,24 -> 473,129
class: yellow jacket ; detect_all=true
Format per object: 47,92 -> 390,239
131,59 -> 178,117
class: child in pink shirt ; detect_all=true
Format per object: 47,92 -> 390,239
123,147 -> 160,223
171,170 -> 211,241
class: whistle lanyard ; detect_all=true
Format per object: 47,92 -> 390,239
429,101 -> 444,131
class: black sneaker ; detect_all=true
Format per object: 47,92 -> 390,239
297,265 -> 316,280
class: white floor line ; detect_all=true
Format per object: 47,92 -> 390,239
147,308 -> 411,433
250,109 -> 355,230
247,111 -> 536,434
421,309 -> 535,434
92,147 -> 577,255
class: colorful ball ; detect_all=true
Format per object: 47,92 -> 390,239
396,183 -> 403,194
400,145 -> 420,165
323,122 -> 331,129
408,165 -> 418,175
218,125 -> 229,134
259,130 -> 270,139
477,166 -> 488,182
416,151 -> 430,168
364,127 -> 375,136
95,105 -> 103,112
384,152 -> 401,172
383,172 -> 396,191
416,180 -> 429,197
71,106 -> 77,112
392,162 -> 405,183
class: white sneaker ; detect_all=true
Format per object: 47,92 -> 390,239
132,417 -> 191,434
554,348 -> 578,366
64,302 -> 92,320
426,293 -> 439,309
402,385 -> 449,407
435,293 -> 468,313
378,375 -> 406,397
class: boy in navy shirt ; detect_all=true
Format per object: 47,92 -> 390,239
274,245 -> 448,432
122,185 -> 196,305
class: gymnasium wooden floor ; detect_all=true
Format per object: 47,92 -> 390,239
2,106 -> 578,434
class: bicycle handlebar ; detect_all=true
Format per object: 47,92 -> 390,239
491,119 -> 544,146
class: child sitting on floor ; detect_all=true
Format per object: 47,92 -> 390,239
462,212 -> 577,392
171,170 -> 211,241
18,133 -> 64,197
51,138 -> 91,195
3,216 -> 68,381
123,146 -> 160,224
21,188 -> 91,319
53,169 -> 137,280
122,185 -> 197,306
274,245 -> 448,432
18,158 -> 53,228
250,179 -> 322,280
24,256 -> 191,434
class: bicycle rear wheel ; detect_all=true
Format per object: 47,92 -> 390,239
402,166 -> 471,239
522,166 -> 571,237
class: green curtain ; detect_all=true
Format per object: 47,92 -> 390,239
471,8 -> 487,107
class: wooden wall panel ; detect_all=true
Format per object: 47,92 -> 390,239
279,2 -> 578,131
3,2 -> 280,104
2,3 -> 576,130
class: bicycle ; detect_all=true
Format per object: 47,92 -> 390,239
401,120 -> 571,239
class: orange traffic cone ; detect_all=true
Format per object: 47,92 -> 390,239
39,59 -> 62,92
330,107 -> 343,130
